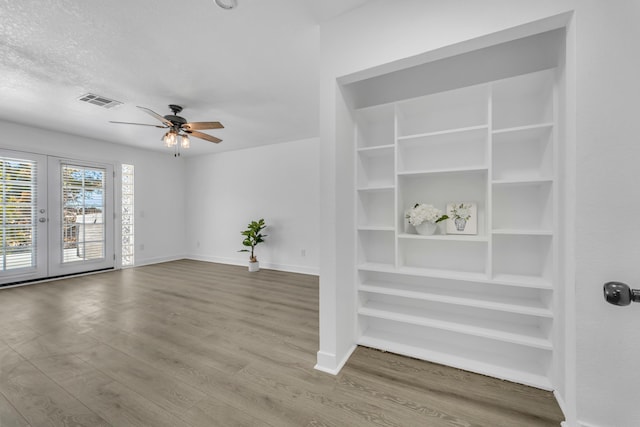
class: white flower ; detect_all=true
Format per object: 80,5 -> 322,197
450,203 -> 472,220
405,203 -> 445,226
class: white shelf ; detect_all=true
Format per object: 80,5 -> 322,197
400,238 -> 487,274
361,263 -> 489,282
398,233 -> 488,242
354,68 -> 557,390
357,185 -> 395,192
357,144 -> 395,156
492,177 -> 553,186
359,301 -> 552,350
492,229 -> 553,236
492,122 -> 554,135
357,179 -> 395,189
359,282 -> 552,318
358,234 -> 395,266
492,123 -> 553,182
491,274 -> 552,290
357,142 -> 394,189
397,126 -> 487,173
398,166 -> 488,177
493,234 -> 552,280
358,189 -> 394,229
358,226 -> 395,232
357,262 -> 397,273
492,70 -> 555,130
397,84 -> 488,137
492,182 -> 552,231
357,263 -> 553,290
358,331 -> 552,390
397,124 -> 488,141
356,104 -> 394,149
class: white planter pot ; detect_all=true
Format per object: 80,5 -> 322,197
415,222 -> 437,235
248,260 -> 260,272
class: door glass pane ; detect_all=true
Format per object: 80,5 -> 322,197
61,164 -> 106,263
0,157 -> 37,271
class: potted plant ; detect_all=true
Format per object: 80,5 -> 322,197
239,218 -> 267,272
405,203 -> 448,235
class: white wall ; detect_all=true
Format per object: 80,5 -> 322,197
184,137 -> 320,275
573,2 -> 640,427
0,119 -> 187,266
0,119 -> 321,275
318,1 -> 640,426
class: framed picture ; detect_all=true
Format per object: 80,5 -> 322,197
446,202 -> 477,235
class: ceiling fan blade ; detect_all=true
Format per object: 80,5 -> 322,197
109,121 -> 166,128
190,130 -> 222,143
183,121 -> 224,131
137,106 -> 173,127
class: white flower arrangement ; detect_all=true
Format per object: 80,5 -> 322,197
405,203 -> 449,226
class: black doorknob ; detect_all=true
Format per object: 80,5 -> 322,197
603,282 -> 640,306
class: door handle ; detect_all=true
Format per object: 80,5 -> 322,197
603,282 -> 640,306
38,217 -> 47,223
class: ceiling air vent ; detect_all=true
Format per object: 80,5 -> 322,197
78,93 -> 123,109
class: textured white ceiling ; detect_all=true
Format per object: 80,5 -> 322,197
0,0 -> 372,155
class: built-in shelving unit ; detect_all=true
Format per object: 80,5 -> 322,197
354,69 -> 558,390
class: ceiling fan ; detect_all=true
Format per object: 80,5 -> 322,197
110,104 -> 224,156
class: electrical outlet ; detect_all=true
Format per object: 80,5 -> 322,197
140,243 -> 144,251
301,249 -> 306,257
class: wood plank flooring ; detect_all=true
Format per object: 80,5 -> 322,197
0,260 -> 564,426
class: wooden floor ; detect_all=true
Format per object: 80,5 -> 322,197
0,260 -> 564,426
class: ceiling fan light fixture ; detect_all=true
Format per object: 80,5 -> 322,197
181,134 -> 190,149
163,131 -> 178,147
215,0 -> 237,10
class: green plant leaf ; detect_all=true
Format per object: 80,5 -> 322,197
240,218 -> 267,255
435,215 -> 449,223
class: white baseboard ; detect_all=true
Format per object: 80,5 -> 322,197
186,254 -> 319,276
314,345 -> 357,375
134,254 -> 186,267
560,419 -> 605,427
550,392 -> 600,427
314,351 -> 339,374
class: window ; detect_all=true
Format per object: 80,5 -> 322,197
0,157 -> 37,270
61,164 -> 106,263
121,164 -> 134,266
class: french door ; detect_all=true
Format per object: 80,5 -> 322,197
0,150 -> 48,284
48,157 -> 114,277
0,150 -> 114,286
